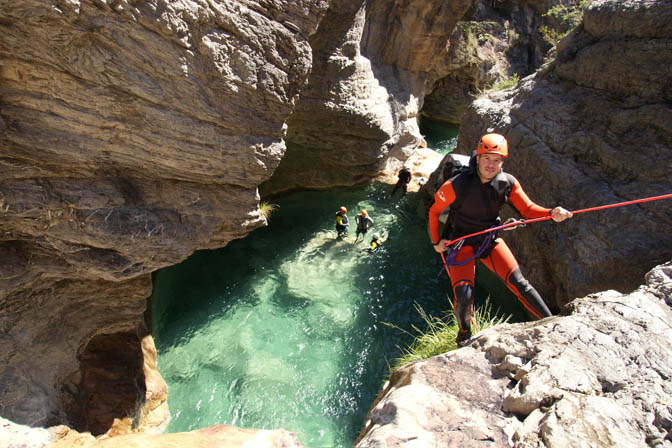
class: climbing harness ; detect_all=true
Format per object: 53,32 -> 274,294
435,231 -> 495,277
445,231 -> 496,267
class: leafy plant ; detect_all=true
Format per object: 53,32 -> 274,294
384,297 -> 511,376
259,201 -> 279,220
540,1 -> 590,45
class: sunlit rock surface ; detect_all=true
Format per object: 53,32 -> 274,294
356,262 -> 672,447
45,424 -> 303,448
429,0 -> 672,309
259,0 -> 472,195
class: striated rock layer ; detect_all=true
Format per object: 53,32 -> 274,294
356,261 -> 672,447
0,0 -> 476,439
425,0 -> 672,309
0,0 -> 328,433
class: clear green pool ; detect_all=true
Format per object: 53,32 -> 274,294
419,116 -> 459,155
151,183 -> 525,447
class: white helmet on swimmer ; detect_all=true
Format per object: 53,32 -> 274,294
372,233 -> 380,241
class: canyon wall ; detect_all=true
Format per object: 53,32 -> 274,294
425,0 -> 672,310
0,0 -> 328,433
259,0 -> 473,196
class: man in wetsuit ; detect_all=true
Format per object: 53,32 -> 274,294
367,232 -> 386,254
428,133 -> 572,347
355,209 -> 374,241
391,167 -> 412,196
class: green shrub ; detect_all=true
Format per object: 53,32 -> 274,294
540,1 -> 590,45
384,297 -> 510,376
539,25 -> 565,46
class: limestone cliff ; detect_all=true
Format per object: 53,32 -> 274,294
0,0 -> 327,433
259,0 -> 473,195
425,0 -> 672,310
356,261 -> 672,447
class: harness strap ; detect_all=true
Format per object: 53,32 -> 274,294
445,231 -> 496,267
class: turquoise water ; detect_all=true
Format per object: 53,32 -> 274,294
419,116 -> 459,154
151,183 -> 525,447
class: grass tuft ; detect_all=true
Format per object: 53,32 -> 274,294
384,297 -> 510,376
259,201 -> 279,220
489,73 -> 520,92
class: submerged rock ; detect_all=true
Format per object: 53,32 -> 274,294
355,262 -> 672,447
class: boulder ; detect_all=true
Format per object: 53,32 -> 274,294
356,261 -> 672,447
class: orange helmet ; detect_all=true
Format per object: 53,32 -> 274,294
340,206 -> 347,214
361,209 -> 367,216
477,133 -> 508,158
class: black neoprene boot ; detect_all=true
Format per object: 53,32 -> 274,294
456,329 -> 472,347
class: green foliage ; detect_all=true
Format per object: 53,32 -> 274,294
259,201 -> 279,220
539,25 -> 565,46
384,297 -> 511,376
489,73 -> 520,92
540,1 -> 590,45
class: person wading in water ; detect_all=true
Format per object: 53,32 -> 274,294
355,209 -> 374,241
335,206 -> 349,238
428,133 -> 573,347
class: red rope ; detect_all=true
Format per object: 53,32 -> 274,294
437,192 -> 672,334
444,193 -> 672,247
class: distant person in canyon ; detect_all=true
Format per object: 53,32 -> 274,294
355,209 -> 374,241
391,166 -> 412,196
367,232 -> 386,254
335,206 -> 349,238
428,133 -> 573,347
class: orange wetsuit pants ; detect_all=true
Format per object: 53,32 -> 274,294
448,238 -> 552,331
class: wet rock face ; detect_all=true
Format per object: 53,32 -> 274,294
437,0 -> 672,308
356,262 -> 672,447
0,0 -> 327,430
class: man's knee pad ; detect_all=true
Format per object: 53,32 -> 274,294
508,269 -> 533,294
453,283 -> 474,330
